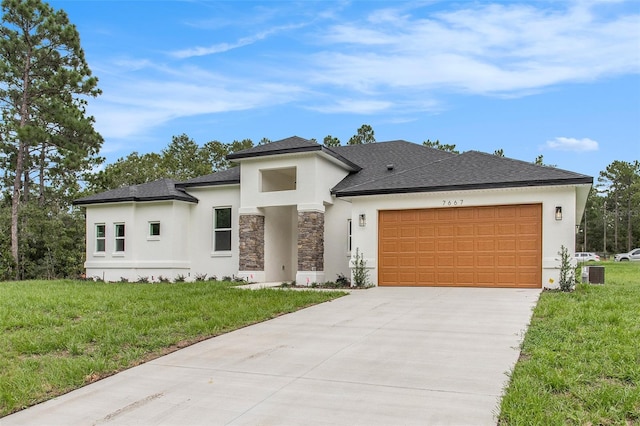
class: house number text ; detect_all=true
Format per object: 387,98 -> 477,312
442,199 -> 464,206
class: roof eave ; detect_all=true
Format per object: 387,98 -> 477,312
227,145 -> 322,160
73,195 -> 199,206
176,180 -> 240,189
333,177 -> 594,198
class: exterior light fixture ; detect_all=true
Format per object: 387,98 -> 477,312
555,206 -> 562,221
359,214 -> 366,227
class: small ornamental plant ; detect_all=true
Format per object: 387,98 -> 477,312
558,245 -> 575,292
351,248 -> 370,288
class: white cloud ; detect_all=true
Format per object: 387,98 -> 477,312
308,98 -> 393,114
170,23 -> 307,58
309,2 -> 640,96
544,137 -> 599,152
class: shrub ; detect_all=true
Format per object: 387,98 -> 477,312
136,276 -> 149,283
336,273 -> 350,287
558,245 -> 575,292
194,273 -> 207,282
157,275 -> 170,283
351,248 -> 370,288
174,274 -> 186,283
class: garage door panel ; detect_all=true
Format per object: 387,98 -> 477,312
438,240 -> 454,252
418,226 -> 435,237
477,224 -> 495,236
456,224 -> 474,236
477,255 -> 495,266
379,204 -> 541,288
457,255 -> 474,267
497,223 -> 516,235
437,256 -> 454,267
456,240 -> 474,252
498,240 -> 517,251
418,240 -> 435,252
519,255 -> 539,267
497,255 -> 516,266
400,241 -> 416,252
418,256 -> 435,267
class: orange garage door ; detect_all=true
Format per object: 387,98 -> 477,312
379,204 -> 541,288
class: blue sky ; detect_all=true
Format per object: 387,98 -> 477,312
51,0 -> 640,179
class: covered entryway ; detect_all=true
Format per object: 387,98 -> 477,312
379,204 -> 542,288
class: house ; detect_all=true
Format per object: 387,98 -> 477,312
74,136 -> 592,288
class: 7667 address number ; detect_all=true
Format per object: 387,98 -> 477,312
443,199 -> 464,206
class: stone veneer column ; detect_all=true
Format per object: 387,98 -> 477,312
297,210 -> 325,285
238,214 -> 264,281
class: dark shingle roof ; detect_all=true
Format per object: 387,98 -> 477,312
74,138 -> 593,206
227,136 -> 361,171
329,141 -> 456,194
73,179 -> 198,206
227,136 -> 321,159
177,167 -> 241,188
331,148 -> 593,197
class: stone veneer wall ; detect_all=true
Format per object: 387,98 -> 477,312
297,211 -> 324,271
239,214 -> 264,271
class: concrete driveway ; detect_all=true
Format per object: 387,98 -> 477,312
3,287 -> 539,426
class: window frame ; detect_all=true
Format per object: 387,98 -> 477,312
148,221 -> 161,240
114,223 -> 126,253
212,207 -> 232,254
347,219 -> 352,254
95,223 -> 106,254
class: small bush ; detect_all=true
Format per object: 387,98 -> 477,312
174,274 -> 186,283
194,273 -> 207,282
336,273 -> 350,287
136,276 -> 149,283
157,275 -> 170,283
558,245 -> 575,292
351,248 -> 370,288
118,277 -> 129,283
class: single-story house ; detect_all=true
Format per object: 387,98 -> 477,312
74,136 -> 592,288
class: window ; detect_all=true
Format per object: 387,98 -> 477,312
95,224 -> 105,252
114,223 -> 125,252
347,219 -> 352,252
213,207 -> 232,251
260,167 -> 296,192
149,222 -> 160,237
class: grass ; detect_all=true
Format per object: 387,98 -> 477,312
0,280 -> 345,417
499,261 -> 640,425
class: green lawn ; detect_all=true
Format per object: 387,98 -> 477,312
0,280 -> 345,417
499,261 -> 640,425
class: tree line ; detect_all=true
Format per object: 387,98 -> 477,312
0,0 -> 637,280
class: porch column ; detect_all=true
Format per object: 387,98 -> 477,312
296,205 -> 325,285
237,210 -> 265,283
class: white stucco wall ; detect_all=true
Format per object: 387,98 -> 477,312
237,152 -> 351,211
84,201 -> 192,282
323,198 -> 353,283
186,185 -> 240,280
347,184 -> 588,288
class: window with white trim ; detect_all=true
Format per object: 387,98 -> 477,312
114,223 -> 125,252
347,219 -> 352,253
149,221 -> 160,237
95,224 -> 106,253
213,207 -> 232,252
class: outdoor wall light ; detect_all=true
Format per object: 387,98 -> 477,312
555,206 -> 562,221
359,214 -> 366,227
